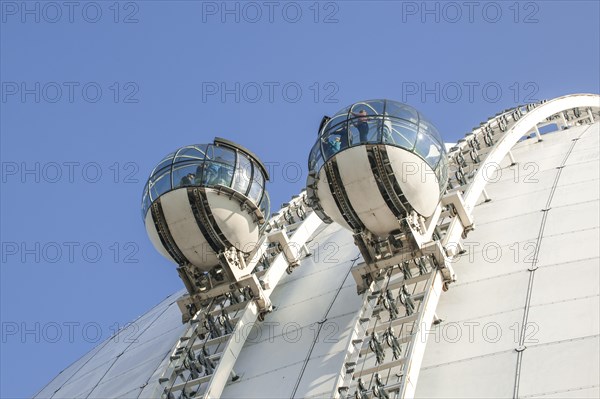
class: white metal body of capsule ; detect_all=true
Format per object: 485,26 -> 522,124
144,188 -> 262,270
307,100 -> 448,238
142,138 -> 270,273
315,146 -> 441,236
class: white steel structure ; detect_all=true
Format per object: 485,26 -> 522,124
34,94 -> 599,399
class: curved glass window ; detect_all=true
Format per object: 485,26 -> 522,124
350,100 -> 385,117
204,146 -> 235,187
435,153 -> 449,191
418,119 -> 443,147
141,189 -> 151,216
349,117 -> 379,144
323,113 -> 348,135
149,170 -> 171,201
415,131 -> 442,168
151,153 -> 174,177
142,141 -> 270,220
385,101 -> 419,123
330,105 -> 351,120
309,99 -> 449,193
384,118 -> 418,149
259,191 -> 270,221
322,120 -> 348,158
308,141 -> 324,174
248,161 -> 265,203
233,153 -> 252,194
174,145 -> 208,163
173,162 -> 203,189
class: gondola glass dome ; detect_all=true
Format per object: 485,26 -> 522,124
141,139 -> 270,222
308,99 -> 448,192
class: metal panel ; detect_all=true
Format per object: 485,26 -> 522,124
551,178 -> 600,208
518,336 -> 600,398
206,190 -> 261,252
334,145 -> 400,235
316,168 -> 353,232
529,258 -> 599,306
221,225 -> 359,399
386,147 -> 440,217
535,228 -> 599,267
160,189 -> 218,267
145,209 -> 177,263
416,351 -> 517,398
292,350 -> 347,398
419,309 -> 524,369
542,200 -> 599,236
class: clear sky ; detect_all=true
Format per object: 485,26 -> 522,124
1,1 -> 598,397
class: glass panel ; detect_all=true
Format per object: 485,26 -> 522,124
384,118 -> 419,149
148,171 -> 171,201
203,160 -> 233,187
204,144 -> 214,161
173,145 -> 208,162
330,105 -> 351,120
248,162 -> 265,203
322,114 -> 348,137
210,146 -> 236,166
350,100 -> 385,116
203,146 -> 235,187
233,153 -> 252,195
436,155 -> 449,191
251,161 -> 265,186
419,119 -> 444,147
195,144 -> 209,157
414,131 -> 442,168
385,101 -> 419,123
248,180 -> 263,203
151,153 -> 174,176
202,161 -> 218,185
308,142 -> 324,174
321,121 -> 348,159
141,186 -> 151,218
172,162 -> 203,188
192,162 -> 205,184
349,116 -> 381,145
259,191 -> 270,220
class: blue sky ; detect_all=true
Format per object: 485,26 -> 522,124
1,1 -> 599,397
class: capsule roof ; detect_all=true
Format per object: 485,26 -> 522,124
141,138 -> 270,220
309,99 -> 447,175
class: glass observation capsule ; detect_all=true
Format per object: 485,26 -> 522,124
306,99 -> 448,237
141,138 -> 270,271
